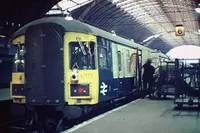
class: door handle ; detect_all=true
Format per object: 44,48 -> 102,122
41,65 -> 46,69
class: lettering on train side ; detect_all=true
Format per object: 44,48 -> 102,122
113,88 -> 118,91
100,82 -> 108,96
79,73 -> 93,79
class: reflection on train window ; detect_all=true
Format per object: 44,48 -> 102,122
69,41 -> 95,70
106,41 -> 112,71
126,49 -> 131,73
13,44 -> 25,72
99,47 -> 107,69
117,51 -> 122,71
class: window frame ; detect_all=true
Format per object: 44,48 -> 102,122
69,41 -> 96,70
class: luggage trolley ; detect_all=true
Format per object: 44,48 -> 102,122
174,59 -> 200,107
156,61 -> 176,98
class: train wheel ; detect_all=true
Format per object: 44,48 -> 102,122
177,104 -> 183,109
55,118 -> 65,133
41,114 -> 64,133
83,106 -> 89,115
109,100 -> 114,109
43,116 -> 57,132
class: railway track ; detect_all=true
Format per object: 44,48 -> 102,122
7,94 -> 139,133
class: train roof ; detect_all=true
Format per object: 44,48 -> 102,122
12,17 -> 155,52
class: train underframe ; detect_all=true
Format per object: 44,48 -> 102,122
16,91 -> 138,133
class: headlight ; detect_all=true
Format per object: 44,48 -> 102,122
71,68 -> 79,82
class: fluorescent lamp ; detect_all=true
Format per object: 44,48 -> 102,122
195,8 -> 200,13
0,35 -> 5,38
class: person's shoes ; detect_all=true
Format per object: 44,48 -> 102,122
149,94 -> 153,99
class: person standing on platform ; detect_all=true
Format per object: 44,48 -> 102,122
142,59 -> 155,98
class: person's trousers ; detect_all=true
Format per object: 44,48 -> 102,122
143,80 -> 153,97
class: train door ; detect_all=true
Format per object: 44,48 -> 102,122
98,38 -> 113,101
117,45 -> 125,95
112,43 -> 120,97
25,24 -> 65,105
132,48 -> 137,89
136,49 -> 142,90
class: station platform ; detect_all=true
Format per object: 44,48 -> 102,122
0,88 -> 11,101
63,97 -> 200,133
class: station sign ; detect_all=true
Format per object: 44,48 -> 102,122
175,25 -> 185,36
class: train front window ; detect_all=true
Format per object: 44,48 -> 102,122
69,40 -> 95,70
13,44 -> 25,72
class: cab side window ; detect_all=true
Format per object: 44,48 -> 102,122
98,37 -> 108,69
97,37 -> 113,71
99,47 -> 107,69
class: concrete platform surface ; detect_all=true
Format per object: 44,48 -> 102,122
63,98 -> 200,133
0,88 -> 11,101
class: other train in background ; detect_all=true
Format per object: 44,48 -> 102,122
0,38 -> 13,89
10,17 -> 169,132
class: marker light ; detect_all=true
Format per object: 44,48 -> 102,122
70,84 -> 90,96
78,87 -> 85,93
71,68 -> 79,82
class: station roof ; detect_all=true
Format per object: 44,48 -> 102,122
46,0 -> 200,53
0,0 -> 60,37
2,0 -> 200,53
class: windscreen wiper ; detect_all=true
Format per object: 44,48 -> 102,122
76,37 -> 86,55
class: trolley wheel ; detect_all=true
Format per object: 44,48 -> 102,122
155,91 -> 161,98
188,99 -> 193,106
177,104 -> 183,108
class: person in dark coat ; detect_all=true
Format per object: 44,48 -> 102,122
143,59 -> 155,98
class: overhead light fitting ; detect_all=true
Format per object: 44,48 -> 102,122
195,8 -> 200,13
63,10 -> 73,21
0,35 -> 6,38
142,33 -> 162,43
195,4 -> 200,13
111,30 -> 116,36
194,29 -> 200,35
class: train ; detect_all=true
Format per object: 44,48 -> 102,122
0,38 -> 13,89
10,17 -> 169,132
